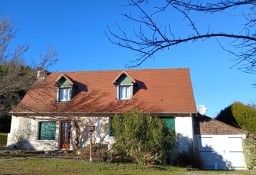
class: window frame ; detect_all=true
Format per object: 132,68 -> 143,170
109,117 -> 114,136
58,87 -> 72,102
118,85 -> 132,100
38,121 -> 57,141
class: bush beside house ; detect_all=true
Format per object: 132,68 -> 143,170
242,137 -> 256,169
111,110 -> 177,165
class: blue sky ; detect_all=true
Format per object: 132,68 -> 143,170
1,0 -> 255,117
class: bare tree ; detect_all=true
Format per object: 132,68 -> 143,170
0,17 -> 59,119
107,0 -> 256,72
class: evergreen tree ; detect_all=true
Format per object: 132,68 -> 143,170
216,102 -> 256,133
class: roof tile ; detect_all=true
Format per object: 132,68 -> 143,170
11,68 -> 197,115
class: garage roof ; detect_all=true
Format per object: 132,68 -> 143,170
194,116 -> 245,135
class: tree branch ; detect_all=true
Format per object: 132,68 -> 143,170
107,0 -> 256,71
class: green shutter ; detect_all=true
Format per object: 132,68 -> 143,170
160,117 -> 175,132
39,122 -> 56,140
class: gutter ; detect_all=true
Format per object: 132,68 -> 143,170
10,111 -> 198,117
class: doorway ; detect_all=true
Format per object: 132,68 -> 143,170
60,121 -> 71,149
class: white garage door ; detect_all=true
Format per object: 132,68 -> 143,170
196,135 -> 246,170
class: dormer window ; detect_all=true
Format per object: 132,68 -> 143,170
55,74 -> 74,102
119,85 -> 131,100
113,71 -> 136,100
59,87 -> 71,102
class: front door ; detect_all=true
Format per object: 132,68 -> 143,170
60,121 -> 71,149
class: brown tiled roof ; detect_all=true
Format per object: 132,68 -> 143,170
194,116 -> 245,135
10,68 -> 197,116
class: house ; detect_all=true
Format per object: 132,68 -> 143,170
6,68 -> 246,169
7,68 -> 196,150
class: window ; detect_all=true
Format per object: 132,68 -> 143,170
114,72 -> 135,100
59,87 -> 71,102
56,76 -> 73,102
109,117 -> 113,136
109,117 -> 124,136
160,117 -> 175,133
38,121 -> 56,140
119,85 -> 131,100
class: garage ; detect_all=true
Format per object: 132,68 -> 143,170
194,116 -> 246,170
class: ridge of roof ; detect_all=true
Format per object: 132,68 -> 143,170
49,68 -> 190,74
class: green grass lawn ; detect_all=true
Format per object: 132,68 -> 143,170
0,132 -> 7,145
0,157 -> 254,175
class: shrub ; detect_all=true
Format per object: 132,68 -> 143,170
78,143 -> 108,161
111,109 -> 177,165
243,137 -> 256,169
216,102 -> 256,133
172,146 -> 203,169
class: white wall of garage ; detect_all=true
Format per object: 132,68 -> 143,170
195,134 -> 246,170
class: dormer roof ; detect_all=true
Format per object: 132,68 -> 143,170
113,71 -> 136,85
55,73 -> 74,87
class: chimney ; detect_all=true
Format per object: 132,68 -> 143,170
37,67 -> 49,81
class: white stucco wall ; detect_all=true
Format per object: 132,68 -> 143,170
7,115 -> 114,151
7,115 -> 18,147
7,116 -> 60,150
175,116 -> 194,152
72,117 -> 115,149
